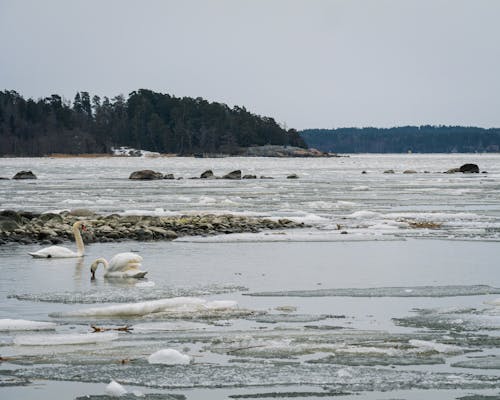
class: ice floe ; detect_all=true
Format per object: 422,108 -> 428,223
49,297 -> 238,318
246,285 -> 500,298
0,319 -> 57,331
14,332 -> 119,346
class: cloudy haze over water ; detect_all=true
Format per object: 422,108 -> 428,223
1,0 -> 499,129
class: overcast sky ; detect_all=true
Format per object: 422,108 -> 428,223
1,0 -> 499,129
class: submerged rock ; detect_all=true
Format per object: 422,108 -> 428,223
383,169 -> 395,174
12,170 -> 37,179
242,174 -> 257,179
287,174 -> 299,179
403,170 -> 417,174
129,170 -> 164,180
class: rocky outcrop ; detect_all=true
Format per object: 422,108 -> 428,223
200,170 -> 215,179
383,170 -> 395,174
403,170 -> 417,174
163,174 -> 175,180
12,170 -> 37,179
0,212 -> 306,245
242,174 -> 257,179
242,145 -> 335,157
129,170 -> 164,180
459,163 -> 479,173
287,174 -> 299,179
222,170 -> 241,180
445,163 -> 480,174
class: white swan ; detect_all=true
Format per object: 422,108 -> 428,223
90,252 -> 147,279
29,221 -> 87,258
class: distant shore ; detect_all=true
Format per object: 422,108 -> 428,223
0,210 -> 305,246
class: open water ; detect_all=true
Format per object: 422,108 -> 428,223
0,154 -> 499,399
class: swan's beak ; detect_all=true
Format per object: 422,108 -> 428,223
90,268 -> 95,280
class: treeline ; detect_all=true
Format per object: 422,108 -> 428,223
0,89 -> 306,156
301,127 -> 500,153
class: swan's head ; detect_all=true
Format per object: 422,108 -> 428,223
90,259 -> 103,280
73,220 -> 88,231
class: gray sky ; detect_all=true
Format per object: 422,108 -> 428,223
1,0 -> 499,129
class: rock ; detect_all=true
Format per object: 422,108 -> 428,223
403,170 -> 417,174
0,177 -> 9,180
68,209 -> 95,217
0,210 -> 22,223
129,170 -> 164,180
260,176 -> 274,179
459,163 -> 479,173
0,218 -> 20,232
361,171 -> 367,174
383,170 -> 395,174
163,174 -> 175,179
12,170 -> 37,179
287,174 -> 299,179
222,170 -> 241,180
444,164 -> 480,174
242,174 -> 257,179
39,213 -> 64,223
200,170 -> 215,179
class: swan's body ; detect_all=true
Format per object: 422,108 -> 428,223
29,221 -> 86,258
90,252 -> 147,279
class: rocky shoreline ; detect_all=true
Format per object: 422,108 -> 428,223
0,210 -> 305,245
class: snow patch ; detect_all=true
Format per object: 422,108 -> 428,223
147,348 -> 191,365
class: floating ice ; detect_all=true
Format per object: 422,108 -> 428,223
14,332 -> 119,346
409,339 -> 464,354
105,379 -> 127,396
10,284 -> 247,304
132,321 -> 208,332
452,356 -> 500,370
49,297 -> 238,318
12,362 -> 500,391
147,349 -> 191,365
246,285 -> 500,298
0,319 -> 57,331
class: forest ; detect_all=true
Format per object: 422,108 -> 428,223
301,127 -> 500,153
0,89 -> 306,156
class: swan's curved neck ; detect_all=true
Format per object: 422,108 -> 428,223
94,258 -> 109,269
91,258 -> 109,280
73,223 -> 85,256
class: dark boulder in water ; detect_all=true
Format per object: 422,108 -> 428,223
459,163 -> 479,173
287,174 -> 299,179
200,170 -> 215,179
12,170 -> 37,179
222,170 -> 241,180
129,170 -> 164,180
444,164 -> 480,174
242,174 -> 257,179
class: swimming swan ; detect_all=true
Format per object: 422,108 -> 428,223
90,252 -> 147,279
29,221 -> 87,258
